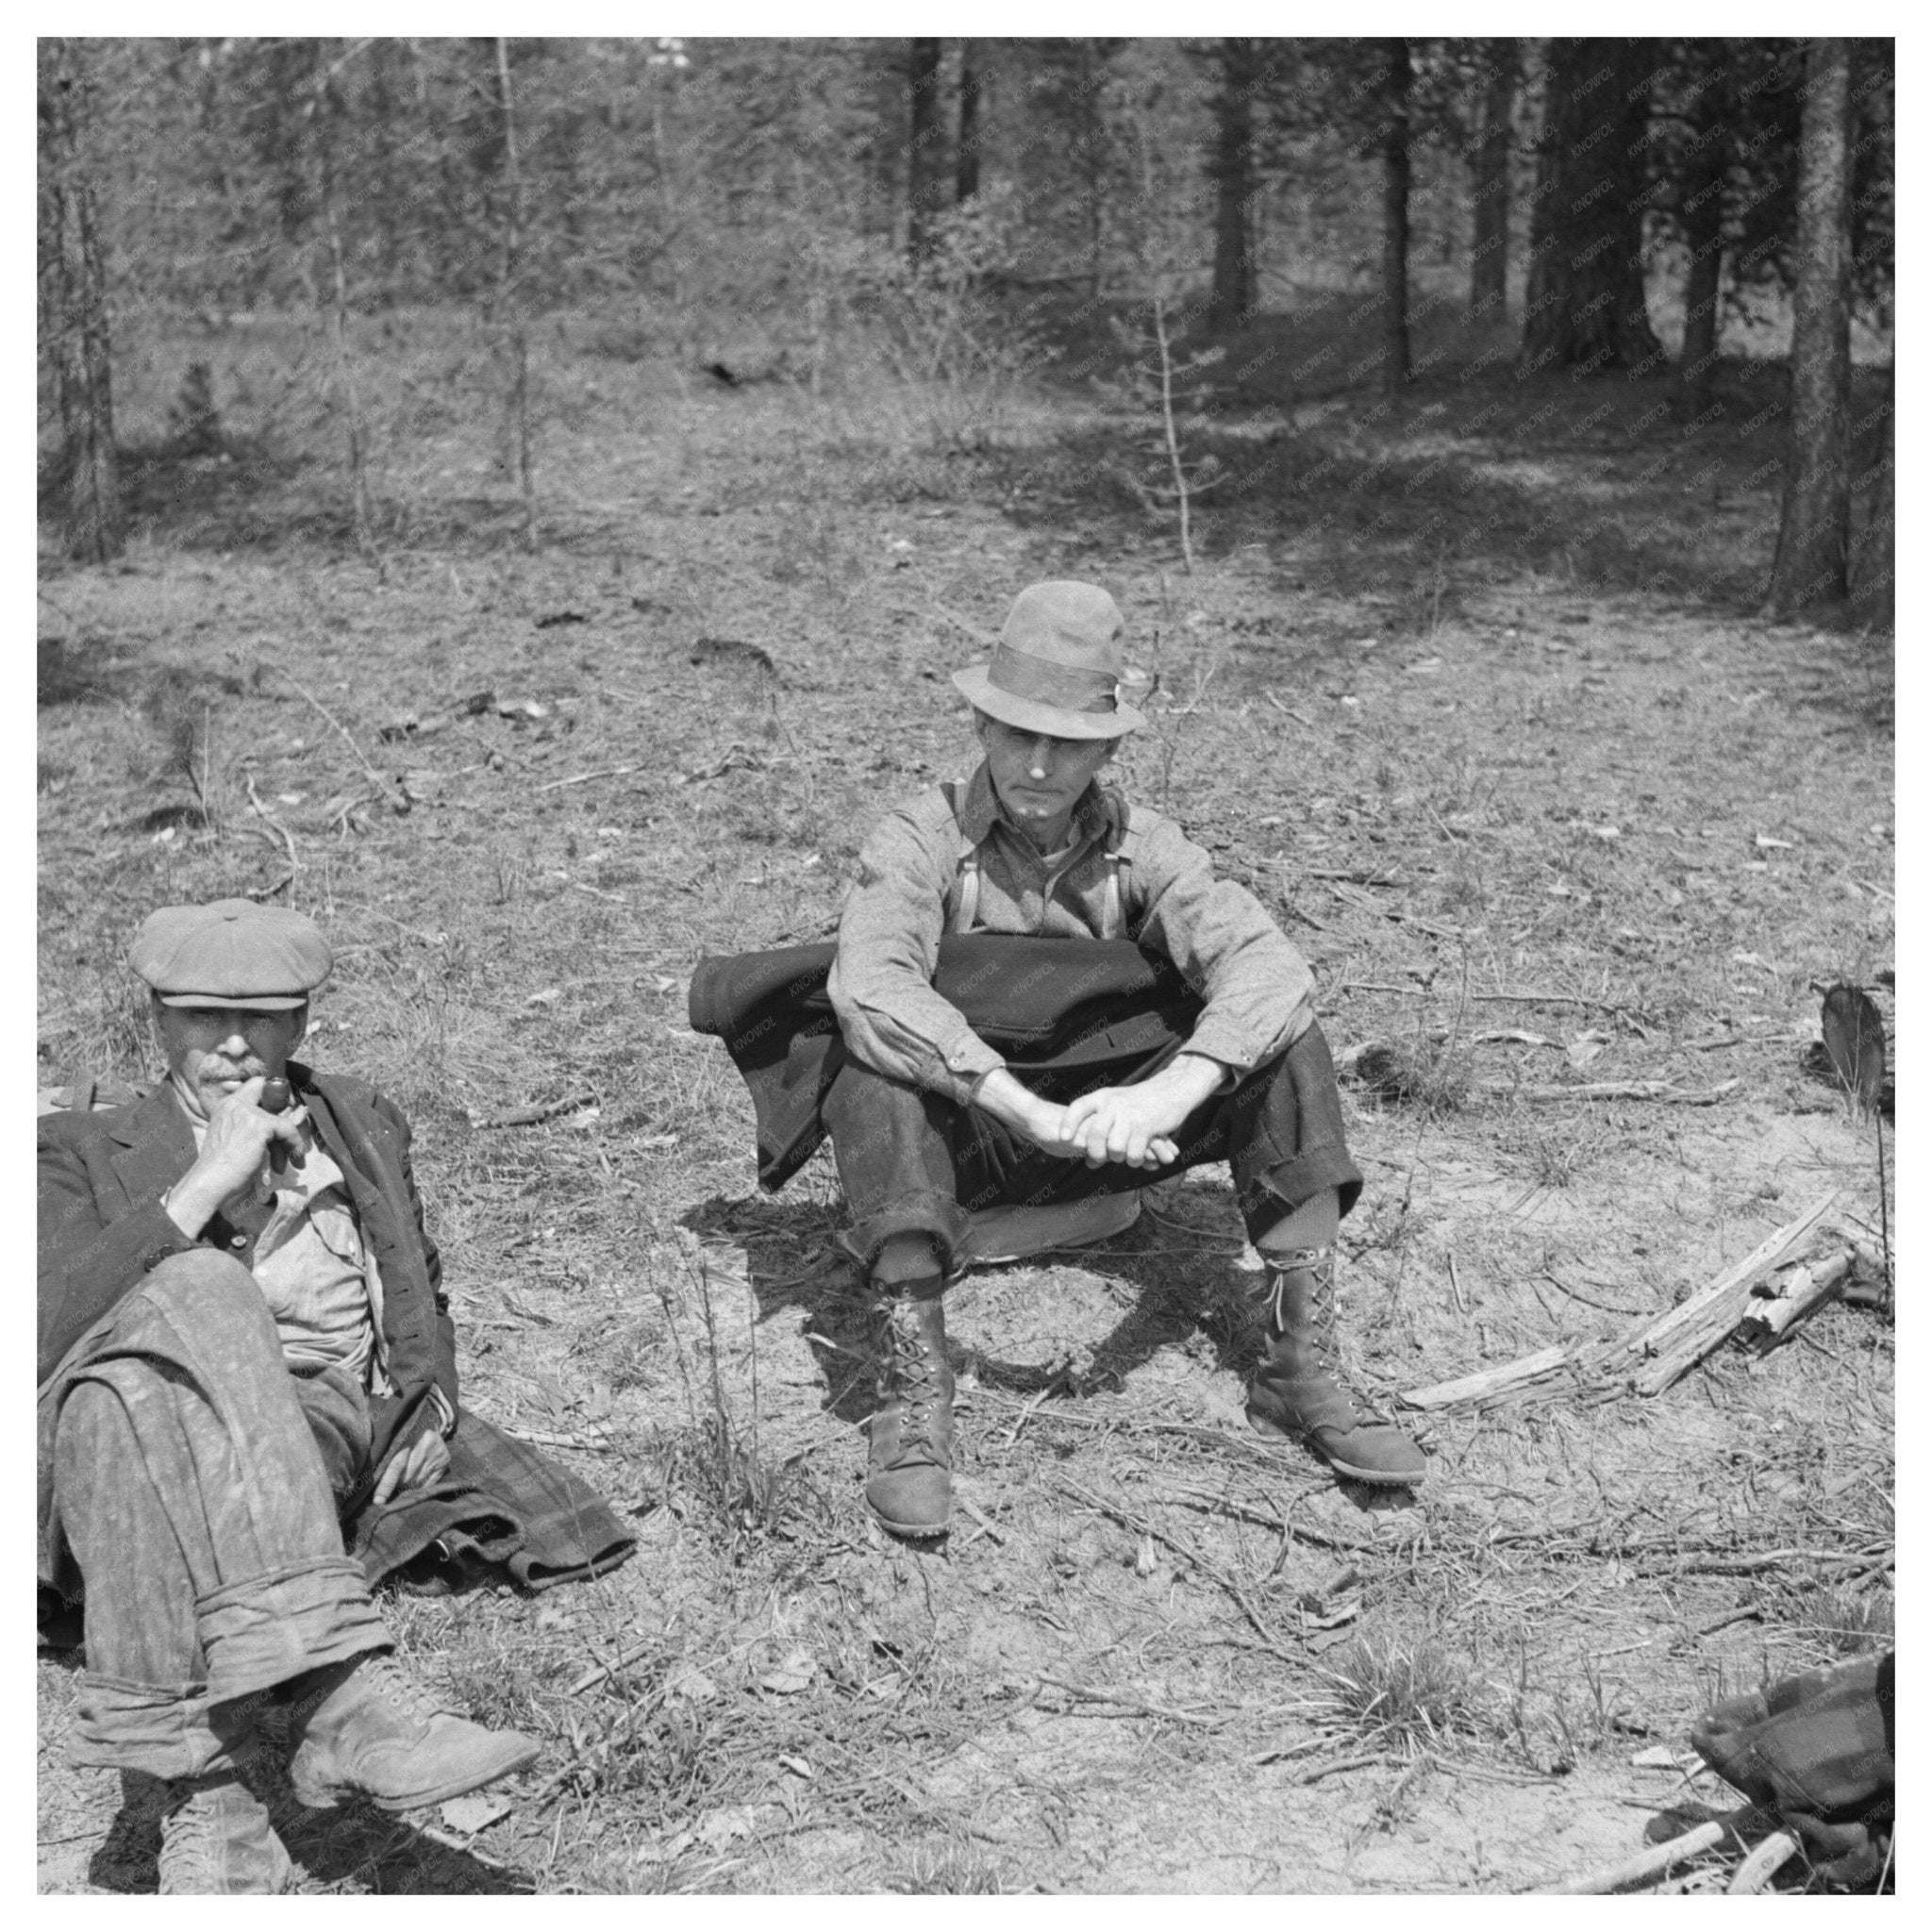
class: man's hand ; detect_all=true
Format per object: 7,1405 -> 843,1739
970,1068 -> 1082,1158
163,1075 -> 310,1238
373,1427 -> 453,1507
1059,1054 -> 1226,1170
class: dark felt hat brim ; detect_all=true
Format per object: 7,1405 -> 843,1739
952,665 -> 1144,740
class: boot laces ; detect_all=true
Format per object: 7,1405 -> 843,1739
1258,1245 -> 1337,1345
876,1299 -> 936,1445
348,1651 -> 455,1725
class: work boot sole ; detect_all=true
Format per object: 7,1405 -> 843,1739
1247,1411 -> 1426,1487
867,1498 -> 952,1540
290,1733 -> 541,1815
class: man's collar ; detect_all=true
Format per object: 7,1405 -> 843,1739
959,760 -> 1121,849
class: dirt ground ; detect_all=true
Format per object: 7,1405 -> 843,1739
36,325 -> 1894,1893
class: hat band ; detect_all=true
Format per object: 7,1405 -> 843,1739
987,642 -> 1118,716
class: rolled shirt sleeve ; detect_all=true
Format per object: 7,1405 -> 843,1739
829,806 -> 1005,1107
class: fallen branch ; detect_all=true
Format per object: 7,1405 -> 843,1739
1607,1191 -> 1838,1395
503,1424 -> 618,1454
955,1494 -> 1008,1546
1295,1749 -> 1391,1786
1400,1345 -> 1574,1412
1340,983 -> 1642,1018
1058,1477 -> 1304,1664
1033,1674 -> 1221,1728
242,771 -> 298,901
1476,1077 -> 1740,1105
1726,1829 -> 1800,1894
1155,1485 -> 1373,1554
470,1091 -> 597,1129
534,764 -> 639,794
1541,1814 -> 1740,1894
267,667 -> 403,803
1740,1251 -> 1855,1355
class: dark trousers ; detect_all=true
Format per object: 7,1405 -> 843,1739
827,1020 -> 1362,1274
38,1251 -> 391,1779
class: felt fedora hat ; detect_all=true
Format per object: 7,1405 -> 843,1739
952,581 -> 1145,740
129,898 -> 333,1010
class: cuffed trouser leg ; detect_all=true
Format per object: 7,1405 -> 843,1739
825,1060 -> 975,1274
44,1251 -> 391,1780
826,1023 -> 1363,1264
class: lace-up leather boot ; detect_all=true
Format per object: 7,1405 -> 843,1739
157,1772 -> 292,1894
286,1651 -> 541,1813
1246,1247 -> 1425,1486
864,1280 -> 955,1538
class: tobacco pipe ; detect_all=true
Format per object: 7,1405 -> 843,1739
260,1075 -> 293,1174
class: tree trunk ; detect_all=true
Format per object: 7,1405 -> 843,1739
1208,38 -> 1259,326
1768,37 -> 1854,615
1522,38 -> 1663,375
495,37 -> 536,549
38,39 -> 123,562
1672,48 -> 1731,420
1381,38 -> 1412,392
907,37 -> 944,261
1469,40 -> 1515,318
1852,362 -> 1893,626
956,39 -> 981,205
1078,40 -> 1106,295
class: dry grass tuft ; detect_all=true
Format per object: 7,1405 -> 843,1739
886,1844 -> 1007,1893
1320,1630 -> 1485,1754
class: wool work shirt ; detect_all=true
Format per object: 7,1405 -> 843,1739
828,761 -> 1316,1108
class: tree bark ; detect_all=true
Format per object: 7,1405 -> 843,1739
1469,40 -> 1515,318
1672,46 -> 1731,420
495,37 -> 536,549
1852,362 -> 1893,625
1380,38 -> 1413,391
907,37 -> 944,261
956,39 -> 981,205
1521,38 -> 1664,375
1768,37 -> 1854,615
1207,38 -> 1260,326
38,38 -> 123,562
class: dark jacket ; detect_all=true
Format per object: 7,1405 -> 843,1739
37,1063 -> 457,1481
688,934 -> 1206,1191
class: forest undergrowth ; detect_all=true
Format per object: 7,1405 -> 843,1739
36,305 -> 1894,1893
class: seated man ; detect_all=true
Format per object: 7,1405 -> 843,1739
38,900 -> 623,1893
825,581 -> 1425,1538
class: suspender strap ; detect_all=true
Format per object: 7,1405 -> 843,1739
946,781 -> 981,935
1102,804 -> 1141,943
945,782 -> 1140,941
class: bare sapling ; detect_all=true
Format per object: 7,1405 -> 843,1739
496,37 -> 537,548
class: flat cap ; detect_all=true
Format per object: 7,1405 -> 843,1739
129,899 -> 333,1009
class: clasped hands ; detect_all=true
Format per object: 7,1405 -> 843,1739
975,1056 -> 1225,1171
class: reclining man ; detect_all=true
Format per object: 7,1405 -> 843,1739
826,581 -> 1426,1538
37,900 -> 627,1892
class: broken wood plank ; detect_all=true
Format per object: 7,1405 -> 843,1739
1607,1192 -> 1838,1396
1399,1344 -> 1574,1411
1740,1250 -> 1855,1355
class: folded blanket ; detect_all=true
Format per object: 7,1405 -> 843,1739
349,1409 -> 636,1592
